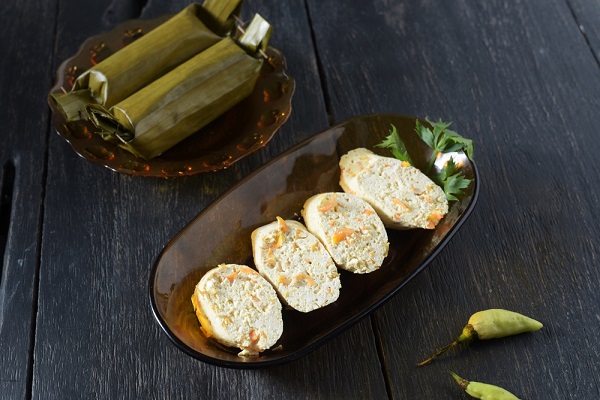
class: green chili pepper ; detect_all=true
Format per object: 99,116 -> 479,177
450,372 -> 520,400
417,309 -> 543,366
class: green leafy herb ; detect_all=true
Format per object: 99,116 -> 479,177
376,118 -> 474,201
415,117 -> 474,174
375,125 -> 413,164
431,158 -> 472,202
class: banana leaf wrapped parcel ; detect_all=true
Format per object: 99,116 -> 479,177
73,1 -> 242,108
51,2 -> 274,160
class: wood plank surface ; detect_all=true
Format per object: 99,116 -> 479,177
307,0 -> 600,398
0,0 -> 57,399
2,0 -> 599,398
30,0 -> 388,399
568,0 -> 600,65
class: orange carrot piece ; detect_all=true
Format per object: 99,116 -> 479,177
332,227 -> 354,244
318,194 -> 338,213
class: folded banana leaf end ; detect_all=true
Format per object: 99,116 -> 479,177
50,4 -> 274,162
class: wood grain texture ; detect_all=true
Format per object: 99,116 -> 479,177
0,0 -> 57,399
568,0 -> 600,65
3,0 -> 599,398
307,0 -> 600,398
31,0 -> 387,399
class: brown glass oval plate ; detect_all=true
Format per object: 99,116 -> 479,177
48,15 -> 295,177
149,113 -> 479,368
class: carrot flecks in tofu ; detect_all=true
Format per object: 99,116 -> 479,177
276,216 -> 288,232
193,264 -> 283,357
426,211 -> 444,228
332,227 -> 354,244
318,194 -> 338,213
253,218 -> 341,312
265,249 -> 276,266
302,191 -> 388,274
393,197 -> 411,210
266,233 -> 283,250
277,275 -> 290,285
226,271 -> 238,283
249,329 -> 260,345
293,273 -> 315,286
239,266 -> 256,275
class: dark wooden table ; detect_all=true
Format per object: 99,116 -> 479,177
2,0 -> 599,398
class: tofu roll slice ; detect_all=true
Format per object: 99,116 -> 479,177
302,192 -> 389,274
191,264 -> 283,357
339,148 -> 448,230
252,217 -> 341,312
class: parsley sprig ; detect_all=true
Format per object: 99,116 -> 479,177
376,125 -> 413,165
376,117 -> 474,201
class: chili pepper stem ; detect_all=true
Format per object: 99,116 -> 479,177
416,325 -> 476,367
450,372 -> 469,390
450,371 -> 521,399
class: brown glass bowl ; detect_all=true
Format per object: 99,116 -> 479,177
48,15 -> 295,177
149,113 -> 479,368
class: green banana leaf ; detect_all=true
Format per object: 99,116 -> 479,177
93,36 -> 263,159
92,14 -> 272,160
72,1 -> 242,107
50,5 -> 271,161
